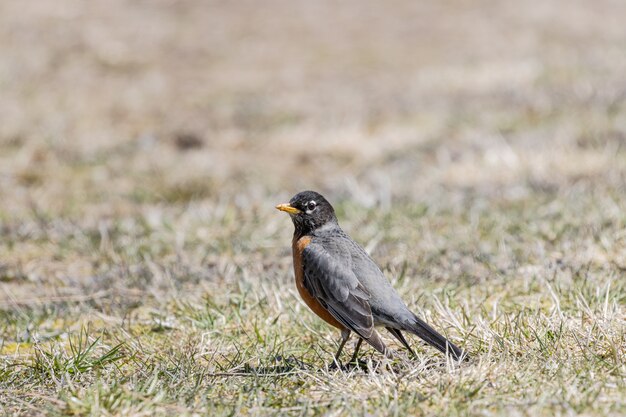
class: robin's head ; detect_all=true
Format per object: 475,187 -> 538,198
276,191 -> 338,235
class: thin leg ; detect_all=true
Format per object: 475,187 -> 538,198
386,327 -> 417,358
333,329 -> 351,363
349,338 -> 363,363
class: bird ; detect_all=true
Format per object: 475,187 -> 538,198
276,190 -> 466,365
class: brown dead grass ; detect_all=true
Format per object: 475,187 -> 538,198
0,1 -> 625,416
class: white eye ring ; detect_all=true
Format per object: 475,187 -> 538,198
306,200 -> 317,213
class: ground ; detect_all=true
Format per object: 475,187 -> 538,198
0,0 -> 625,416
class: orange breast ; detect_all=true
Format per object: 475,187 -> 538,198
293,236 -> 345,330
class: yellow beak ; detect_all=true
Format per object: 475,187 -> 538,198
275,203 -> 301,214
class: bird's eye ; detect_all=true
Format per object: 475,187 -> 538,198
306,201 -> 317,211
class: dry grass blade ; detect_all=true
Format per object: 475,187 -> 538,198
1,0 -> 625,415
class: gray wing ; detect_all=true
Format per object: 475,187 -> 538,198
322,231 -> 412,325
318,231 -> 465,360
301,242 -> 375,340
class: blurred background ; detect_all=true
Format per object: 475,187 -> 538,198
1,0 -> 625,302
1,2 -> 625,414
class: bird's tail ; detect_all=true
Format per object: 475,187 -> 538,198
404,313 -> 467,361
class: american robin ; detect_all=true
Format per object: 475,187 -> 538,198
276,190 -> 467,364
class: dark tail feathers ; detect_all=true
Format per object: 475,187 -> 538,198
404,313 -> 467,361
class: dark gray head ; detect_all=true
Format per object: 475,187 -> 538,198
276,190 -> 338,237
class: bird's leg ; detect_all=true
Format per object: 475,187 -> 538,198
330,329 -> 351,369
349,338 -> 363,364
386,327 -> 417,358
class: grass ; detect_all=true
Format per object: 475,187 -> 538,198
1,0 -> 626,415
1,194 -> 624,416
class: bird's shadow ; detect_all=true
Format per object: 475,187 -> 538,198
237,355 -> 375,375
238,355 -> 313,375
232,353 -> 459,377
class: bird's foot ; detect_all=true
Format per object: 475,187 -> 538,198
347,358 -> 369,370
327,359 -> 368,371
327,360 -> 343,370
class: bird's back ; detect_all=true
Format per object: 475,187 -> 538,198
311,226 -> 413,327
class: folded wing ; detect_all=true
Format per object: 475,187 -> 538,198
302,243 -> 387,354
